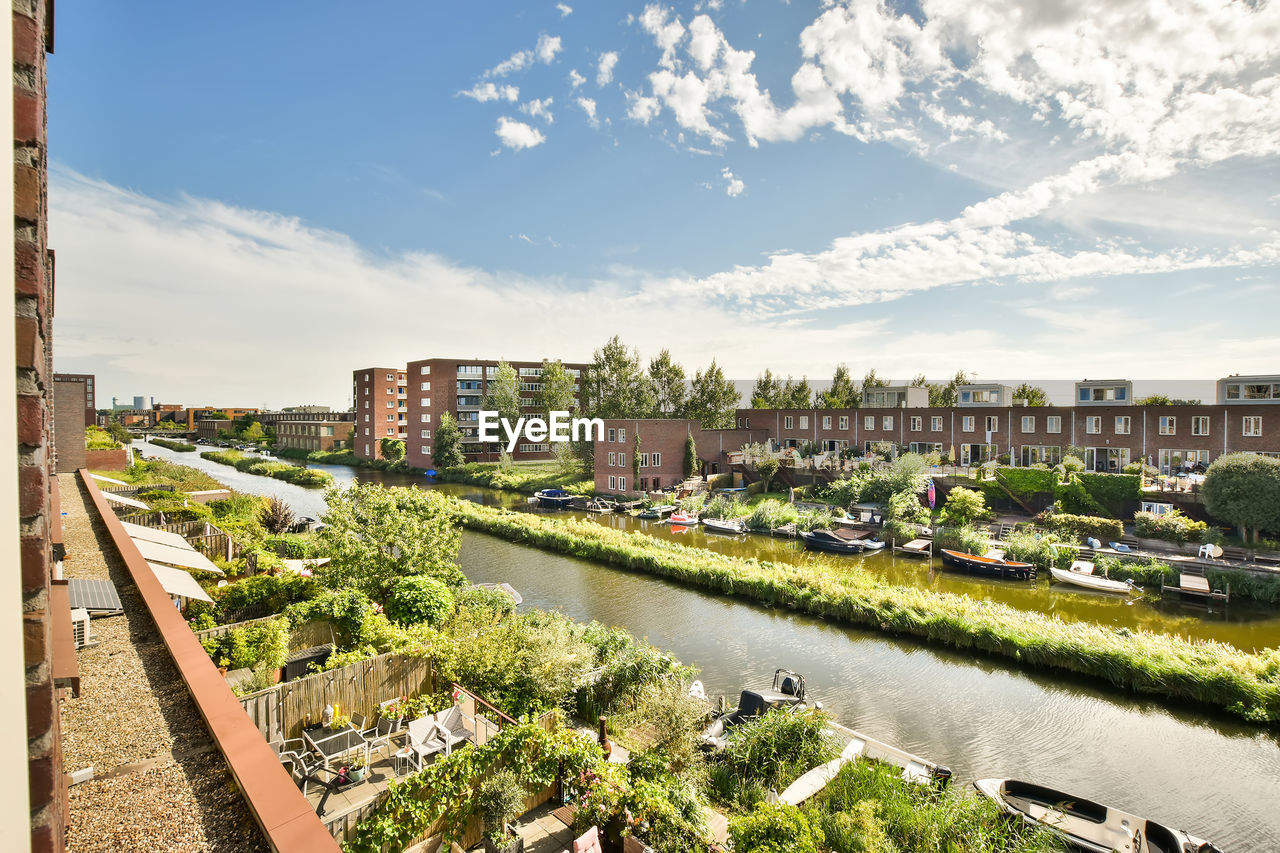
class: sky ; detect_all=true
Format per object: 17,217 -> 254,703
47,0 -> 1280,409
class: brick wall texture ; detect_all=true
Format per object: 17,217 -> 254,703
52,379 -> 84,473
15,1 -> 65,849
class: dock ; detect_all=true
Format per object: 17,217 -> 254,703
770,522 -> 799,538
1161,566 -> 1230,603
894,539 -> 933,557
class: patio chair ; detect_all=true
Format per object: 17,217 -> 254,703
573,827 -> 603,853
269,738 -> 328,797
406,716 -> 448,770
432,705 -> 476,753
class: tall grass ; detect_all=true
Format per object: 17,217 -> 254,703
451,498 -> 1280,724
200,450 -> 332,486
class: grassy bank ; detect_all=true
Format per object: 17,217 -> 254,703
275,446 -> 418,474
92,459 -> 225,491
200,449 -> 333,487
437,461 -> 592,495
148,437 -> 196,452
451,499 -> 1280,724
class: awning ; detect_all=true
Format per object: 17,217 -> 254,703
131,537 -> 224,576
122,520 -> 194,550
90,473 -> 130,486
102,491 -> 149,510
282,557 -> 330,576
146,562 -> 214,603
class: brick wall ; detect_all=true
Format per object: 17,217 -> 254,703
83,449 -> 128,470
15,1 -> 65,849
593,420 -> 771,494
51,379 -> 84,473
352,366 -> 405,460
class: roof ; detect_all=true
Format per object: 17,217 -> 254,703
131,536 -> 224,575
146,562 -> 214,603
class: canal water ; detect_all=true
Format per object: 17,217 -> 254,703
138,442 -> 1280,848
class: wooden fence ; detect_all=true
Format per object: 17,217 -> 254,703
193,614 -> 280,643
114,514 -> 241,561
239,652 -> 436,743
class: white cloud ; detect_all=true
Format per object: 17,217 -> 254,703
626,90 -> 661,124
536,34 -> 563,64
597,51 -> 620,86
495,117 -> 547,150
484,50 -> 533,78
639,4 -> 686,69
521,97 -> 555,124
569,68 -> 586,89
720,167 -> 744,197
577,97 -> 599,127
556,3 -> 572,17
459,82 -> 519,103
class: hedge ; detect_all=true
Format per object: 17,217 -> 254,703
1078,473 -> 1141,516
1038,512 -> 1124,543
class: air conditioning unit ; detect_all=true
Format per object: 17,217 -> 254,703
71,608 -> 94,649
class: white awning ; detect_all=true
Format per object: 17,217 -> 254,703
132,537 -> 224,576
90,473 -> 130,486
102,491 -> 149,510
146,562 -> 214,603
122,521 -> 192,550
282,558 -> 330,576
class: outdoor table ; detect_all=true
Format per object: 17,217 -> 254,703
303,725 -> 371,773
393,745 -> 416,777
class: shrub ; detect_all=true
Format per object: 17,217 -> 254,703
703,494 -> 747,521
151,437 -> 196,452
934,524 -> 990,556
1002,530 -> 1072,571
85,425 -> 122,450
477,769 -> 527,842
996,467 -> 1059,498
942,486 -> 986,524
200,617 -> 288,671
1134,509 -> 1208,544
455,586 -> 518,618
1203,452 -> 1280,540
1077,473 -> 1141,516
717,709 -> 838,793
729,802 -> 824,853
1060,455 -> 1084,473
755,457 -> 780,492
745,499 -> 799,531
259,495 -> 296,534
385,575 -> 455,626
215,572 -> 316,620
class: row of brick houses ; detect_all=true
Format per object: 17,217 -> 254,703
353,358 -> 591,465
595,377 -> 1280,495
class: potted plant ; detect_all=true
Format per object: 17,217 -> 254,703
329,713 -> 351,732
478,769 -> 527,853
381,696 -> 408,731
345,752 -> 367,783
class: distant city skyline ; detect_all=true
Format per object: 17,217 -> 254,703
46,2 -> 1280,405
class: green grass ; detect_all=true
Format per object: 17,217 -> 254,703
450,497 -> 1280,724
200,450 -> 333,487
438,461 -> 592,495
93,459 -> 225,492
149,437 -> 196,452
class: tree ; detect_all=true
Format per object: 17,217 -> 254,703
379,437 -> 406,462
633,430 -> 642,484
534,359 -> 578,416
482,361 -> 522,425
385,575 -> 455,626
317,483 -> 465,600
648,349 -> 688,417
685,360 -> 740,428
683,433 -> 698,479
1012,383 -> 1049,407
927,370 -> 971,408
756,456 -> 780,492
861,369 -> 889,391
818,364 -> 859,408
1202,452 -> 1280,542
883,490 -> 930,545
942,486 -> 987,525
241,421 -> 267,442
1135,394 -> 1202,406
583,336 -> 655,418
259,495 -> 295,534
781,376 -> 812,408
433,412 -> 465,469
750,370 -> 782,409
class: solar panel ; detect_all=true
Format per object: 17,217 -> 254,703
66,578 -> 123,616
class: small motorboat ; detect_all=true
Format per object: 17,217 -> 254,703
862,537 -> 886,551
780,722 -> 951,806
702,517 -> 746,535
637,504 -> 676,519
940,549 -> 1035,580
1050,562 -> 1139,595
801,528 -> 872,554
974,778 -> 1222,853
669,512 -> 700,526
700,669 -> 813,749
533,488 -> 574,509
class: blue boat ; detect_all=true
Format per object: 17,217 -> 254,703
533,488 -> 574,509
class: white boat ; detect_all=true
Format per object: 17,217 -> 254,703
702,517 -> 746,535
862,538 -> 886,551
975,778 -> 1220,853
779,722 -> 950,805
1050,562 -> 1139,595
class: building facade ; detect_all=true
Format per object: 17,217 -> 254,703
272,416 -> 355,453
593,419 -> 770,495
352,367 -> 407,459
52,373 -> 94,426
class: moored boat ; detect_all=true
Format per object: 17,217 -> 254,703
780,722 -> 951,806
669,511 -> 699,526
940,549 -> 1035,580
801,527 -> 872,554
974,778 -> 1222,853
1050,562 -> 1139,595
700,669 -> 813,749
637,504 -> 676,519
533,488 -> 574,509
702,517 -> 747,535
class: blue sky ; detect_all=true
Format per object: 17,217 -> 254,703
47,1 -> 1280,408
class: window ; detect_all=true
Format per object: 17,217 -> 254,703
363,428 -> 369,436
910,416 -> 922,431
385,373 -> 394,381
838,416 -> 848,430
1047,416 -> 1061,434
637,453 -> 649,467
1244,416 -> 1263,437
363,414 -> 369,423
882,416 -> 893,430
1021,416 -> 1035,433
1159,416 -> 1176,435
420,365 -> 430,375
386,387 -> 393,395
962,416 -> 975,432
363,387 -> 369,396
608,428 -> 616,442
618,476 -> 627,491
386,414 -> 394,422
744,418 -> 750,428
608,452 -> 617,466
1086,416 -> 1101,434
608,475 -> 616,490
386,428 -> 394,436
652,452 -> 661,466
420,382 -> 431,391
386,401 -> 394,409
420,429 -> 431,439
864,416 -> 874,430
822,416 -> 831,430
799,416 -> 809,429
618,453 -> 627,467
1192,416 -> 1209,436
421,413 -> 431,423
618,429 -> 626,443
931,416 -> 943,432
1115,416 -> 1130,435
421,445 -> 430,455
784,416 -> 794,429
985,416 -> 998,433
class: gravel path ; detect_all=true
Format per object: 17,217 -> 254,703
59,474 -> 270,853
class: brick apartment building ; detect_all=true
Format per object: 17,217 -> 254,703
52,374 -> 94,427
594,419 -> 770,494
351,366 -> 407,459
267,412 -> 355,453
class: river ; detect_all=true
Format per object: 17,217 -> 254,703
138,441 -> 1280,848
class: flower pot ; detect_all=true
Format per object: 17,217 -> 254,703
482,833 -> 524,853
348,766 -> 365,783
